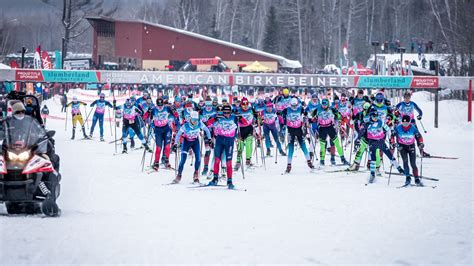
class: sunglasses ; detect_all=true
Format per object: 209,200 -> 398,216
14,110 -> 26,114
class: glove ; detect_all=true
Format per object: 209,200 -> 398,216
417,115 -> 422,120
171,144 -> 178,152
113,99 -> 117,106
418,143 -> 424,150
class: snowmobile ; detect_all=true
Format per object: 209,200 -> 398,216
0,92 -> 61,216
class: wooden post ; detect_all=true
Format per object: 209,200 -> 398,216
434,61 -> 439,128
468,79 -> 472,122
434,89 -> 439,128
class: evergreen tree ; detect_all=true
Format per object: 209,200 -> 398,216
263,6 -> 279,54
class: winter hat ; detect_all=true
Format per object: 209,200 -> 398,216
12,102 -> 26,113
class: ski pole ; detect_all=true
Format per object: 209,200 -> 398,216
275,140 -> 278,164
387,164 -> 393,186
107,107 -> 113,136
240,155 -> 245,179
84,106 -> 94,125
420,148 -> 424,178
349,130 -> 354,164
140,123 -> 153,172
83,105 -> 90,130
64,107 -> 68,131
418,119 -> 427,133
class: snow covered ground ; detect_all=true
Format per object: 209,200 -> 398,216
1,90 -> 472,265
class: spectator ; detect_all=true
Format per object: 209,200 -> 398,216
41,105 -> 49,125
60,94 -> 68,112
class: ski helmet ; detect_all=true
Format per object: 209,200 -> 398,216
99,93 -> 105,98
401,115 -> 411,123
266,102 -> 274,108
311,93 -> 318,99
363,102 -> 371,110
370,110 -> 378,120
156,98 -> 164,107
190,111 -> 199,125
222,105 -> 232,115
321,98 -> 329,108
72,96 -> 78,101
282,88 -> 290,96
290,98 -> 299,109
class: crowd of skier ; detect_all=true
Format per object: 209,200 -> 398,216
64,87 -> 430,189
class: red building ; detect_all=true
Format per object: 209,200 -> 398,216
86,16 -> 301,71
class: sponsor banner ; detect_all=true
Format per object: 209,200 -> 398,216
101,71 -> 229,85
233,74 -> 354,87
356,76 -> 412,88
16,70 -> 44,81
410,77 -> 439,88
41,70 -> 100,83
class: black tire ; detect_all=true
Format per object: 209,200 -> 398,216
5,202 -> 23,214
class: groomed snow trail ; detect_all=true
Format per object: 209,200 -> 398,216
1,91 -> 472,264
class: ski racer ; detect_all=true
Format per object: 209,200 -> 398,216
172,111 -> 211,184
234,97 -> 257,170
66,96 -> 89,140
312,98 -> 349,166
261,102 -> 286,156
89,93 -> 113,141
121,98 -> 153,154
282,98 -> 314,173
146,97 -> 179,171
358,110 -> 404,183
393,115 -> 425,186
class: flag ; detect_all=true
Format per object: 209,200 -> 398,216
34,46 -> 42,69
343,43 -> 348,61
41,50 -> 52,69
55,50 -> 62,69
353,61 -> 358,75
9,60 -> 20,91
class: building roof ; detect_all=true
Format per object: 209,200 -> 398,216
86,16 -> 302,69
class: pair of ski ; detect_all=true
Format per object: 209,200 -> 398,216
419,155 -> 458,160
145,165 -> 175,174
396,183 -> 437,189
383,171 -> 439,182
188,183 -> 246,191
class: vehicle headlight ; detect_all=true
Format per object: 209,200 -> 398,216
8,151 -> 30,161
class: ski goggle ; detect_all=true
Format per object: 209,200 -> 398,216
321,100 -> 329,106
205,101 -> 212,106
375,94 -> 384,102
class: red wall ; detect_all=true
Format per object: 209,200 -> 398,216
114,22 -> 143,59
112,21 -> 273,62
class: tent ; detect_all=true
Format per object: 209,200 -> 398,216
242,61 -> 272,72
0,63 -> 11,69
344,63 -> 373,75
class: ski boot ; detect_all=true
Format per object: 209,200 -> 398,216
233,162 -> 241,171
201,166 -> 209,176
330,155 -> 336,166
266,148 -> 271,157
208,174 -> 219,186
414,176 -> 424,187
122,143 -> 128,154
340,156 -> 349,165
348,162 -> 360,171
279,149 -> 287,156
320,160 -> 325,167
309,151 -> 314,161
227,178 -> 235,189
193,170 -> 200,184
164,158 -> 172,169
171,174 -> 182,184
285,164 -> 292,173
130,139 -> 135,149
89,133 -> 93,139
307,160 -> 315,169
220,167 -> 227,180
404,176 -> 411,186
375,167 -> 382,176
397,166 -> 404,174
100,136 -> 105,142
152,161 -> 160,171
71,128 -> 76,140
368,172 -> 376,184
245,159 -> 253,168
143,143 -> 153,153
82,126 -> 89,139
